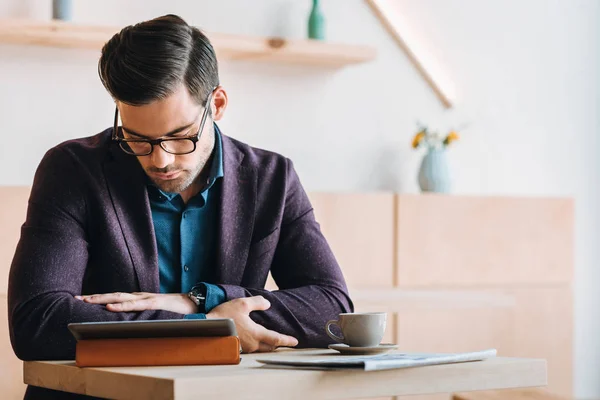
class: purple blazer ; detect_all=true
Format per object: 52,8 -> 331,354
8,128 -> 353,361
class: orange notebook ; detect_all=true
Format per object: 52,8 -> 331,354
76,336 -> 241,367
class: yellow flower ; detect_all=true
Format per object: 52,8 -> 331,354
412,130 -> 426,148
443,131 -> 459,146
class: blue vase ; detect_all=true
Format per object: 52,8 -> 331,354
308,0 -> 325,40
418,146 -> 451,193
52,0 -> 72,21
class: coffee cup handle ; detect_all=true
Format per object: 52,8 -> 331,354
326,320 -> 345,342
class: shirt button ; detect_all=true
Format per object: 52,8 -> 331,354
182,212 -> 187,219
184,265 -> 189,272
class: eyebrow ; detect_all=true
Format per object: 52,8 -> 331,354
121,122 -> 195,139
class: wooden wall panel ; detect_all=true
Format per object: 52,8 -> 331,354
309,192 -> 395,288
0,294 -> 25,399
349,289 -> 515,313
396,287 -> 572,397
0,188 -> 29,398
453,388 -> 570,400
0,187 -> 29,294
509,286 -> 572,397
396,194 -> 574,287
396,298 -> 514,355
265,273 -> 277,291
398,395 -> 449,400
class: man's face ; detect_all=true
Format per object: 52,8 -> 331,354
118,85 -> 214,194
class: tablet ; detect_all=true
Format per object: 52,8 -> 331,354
67,319 -> 237,341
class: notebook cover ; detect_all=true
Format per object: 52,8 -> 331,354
75,336 -> 241,367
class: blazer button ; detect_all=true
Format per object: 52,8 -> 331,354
184,265 -> 189,272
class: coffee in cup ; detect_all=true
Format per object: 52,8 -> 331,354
326,312 -> 387,347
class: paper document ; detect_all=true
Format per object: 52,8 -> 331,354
257,349 -> 497,371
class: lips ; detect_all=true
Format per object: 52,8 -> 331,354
150,170 -> 182,180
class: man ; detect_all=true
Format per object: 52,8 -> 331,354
8,14 -> 353,399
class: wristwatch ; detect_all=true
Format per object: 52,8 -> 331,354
187,284 -> 208,313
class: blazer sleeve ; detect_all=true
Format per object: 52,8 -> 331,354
7,147 -> 183,362
219,159 -> 354,348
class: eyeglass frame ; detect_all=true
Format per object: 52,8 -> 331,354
111,87 -> 217,156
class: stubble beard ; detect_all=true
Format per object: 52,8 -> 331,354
150,165 -> 202,194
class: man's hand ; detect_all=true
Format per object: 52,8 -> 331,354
207,296 -> 298,353
75,292 -> 197,315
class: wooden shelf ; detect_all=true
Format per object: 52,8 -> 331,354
0,19 -> 376,67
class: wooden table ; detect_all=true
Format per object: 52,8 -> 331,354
23,349 -> 547,400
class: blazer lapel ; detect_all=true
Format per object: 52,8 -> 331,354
103,145 -> 159,293
216,134 -> 257,285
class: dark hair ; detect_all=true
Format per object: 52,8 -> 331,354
98,14 -> 219,106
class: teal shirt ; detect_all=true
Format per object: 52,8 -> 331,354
148,128 -> 226,319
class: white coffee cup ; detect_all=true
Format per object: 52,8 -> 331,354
326,312 -> 387,347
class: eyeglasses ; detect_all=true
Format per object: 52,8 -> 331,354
112,89 -> 216,156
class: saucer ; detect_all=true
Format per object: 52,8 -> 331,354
328,343 -> 398,355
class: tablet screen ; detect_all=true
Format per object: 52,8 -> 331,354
68,319 -> 237,341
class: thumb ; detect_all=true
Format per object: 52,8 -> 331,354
244,295 -> 271,312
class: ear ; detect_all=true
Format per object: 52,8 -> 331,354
211,86 -> 228,121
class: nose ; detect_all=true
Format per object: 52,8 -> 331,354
150,145 -> 175,169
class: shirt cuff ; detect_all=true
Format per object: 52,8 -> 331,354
184,313 -> 207,320
204,283 -> 226,312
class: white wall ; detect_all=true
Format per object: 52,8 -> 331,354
1,0 -> 599,397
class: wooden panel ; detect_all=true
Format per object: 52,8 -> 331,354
0,19 -> 376,68
396,194 -> 574,287
396,297 -> 514,355
453,388 -> 571,399
0,186 -> 29,294
0,189 -> 26,399
396,286 -> 571,397
265,272 -> 278,291
308,192 -> 395,288
399,395 -> 449,400
349,288 -> 515,313
0,295 -> 26,400
509,287 -> 572,398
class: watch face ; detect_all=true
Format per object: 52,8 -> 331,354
192,286 -> 206,301
189,286 -> 207,312
188,292 -> 201,306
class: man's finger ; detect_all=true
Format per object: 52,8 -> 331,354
81,292 -> 138,304
257,342 -> 275,353
241,296 -> 271,313
257,326 -> 299,349
106,299 -> 153,312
